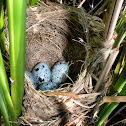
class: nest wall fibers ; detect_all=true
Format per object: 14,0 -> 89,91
4,2 -> 112,126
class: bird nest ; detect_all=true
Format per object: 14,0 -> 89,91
5,2 -> 112,126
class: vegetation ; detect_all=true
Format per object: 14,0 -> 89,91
0,0 -> 27,125
0,0 -> 126,125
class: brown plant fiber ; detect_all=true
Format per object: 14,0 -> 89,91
9,2 -> 112,125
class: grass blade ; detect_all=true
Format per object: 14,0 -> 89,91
0,0 -> 5,54
96,85 -> 126,126
29,0 -> 38,6
112,39 -> 126,84
96,64 -> 126,125
0,50 -> 10,126
0,50 -> 16,123
0,84 -> 10,126
110,65 -> 126,94
115,9 -> 126,33
112,22 -> 126,49
96,39 -> 126,123
6,0 -> 27,117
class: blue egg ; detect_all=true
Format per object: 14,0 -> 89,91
25,70 -> 37,89
38,82 -> 58,91
51,61 -> 69,85
32,62 -> 51,85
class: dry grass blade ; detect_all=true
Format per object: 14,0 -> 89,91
95,48 -> 119,92
110,118 -> 126,126
102,96 -> 126,103
93,0 -> 109,16
107,104 -> 126,124
104,0 -> 124,41
88,0 -> 104,14
77,0 -> 86,8
46,91 -> 100,98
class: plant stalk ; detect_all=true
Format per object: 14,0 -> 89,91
104,0 -> 124,41
102,96 -> 126,103
0,50 -> 16,123
94,48 -> 119,92
96,85 -> 126,126
96,64 -> 126,125
6,0 -> 27,117
0,0 -> 5,54
115,9 -> 126,33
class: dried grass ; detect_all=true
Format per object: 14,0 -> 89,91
4,2 -> 113,125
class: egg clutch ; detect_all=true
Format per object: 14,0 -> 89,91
25,61 -> 69,91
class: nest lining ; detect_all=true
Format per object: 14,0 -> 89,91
4,2 -> 113,126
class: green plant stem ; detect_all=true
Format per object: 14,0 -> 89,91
0,50 -> 16,123
112,22 -> 126,49
112,39 -> 126,84
0,56 -> 10,126
115,9 -> 126,33
0,84 -> 10,126
95,0 -> 124,92
110,65 -> 126,94
96,64 -> 126,125
96,35 -> 126,125
96,85 -> 126,126
0,0 -> 5,54
6,0 -> 27,117
96,103 -> 119,126
29,0 -> 38,6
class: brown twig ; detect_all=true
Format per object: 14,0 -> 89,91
46,91 -> 100,98
111,118 -> 126,126
104,0 -> 124,41
93,0 -> 109,16
94,48 -> 119,92
88,0 -> 103,14
95,0 -> 125,91
77,0 -> 86,8
102,96 -> 126,103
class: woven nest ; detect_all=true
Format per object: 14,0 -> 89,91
5,2 -> 113,126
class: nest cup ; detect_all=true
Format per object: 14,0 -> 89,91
21,2 -> 110,125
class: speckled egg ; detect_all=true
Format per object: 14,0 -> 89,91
51,61 -> 69,85
25,70 -> 37,89
38,82 -> 58,91
32,62 -> 51,85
